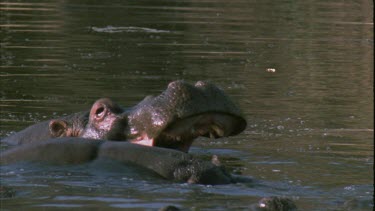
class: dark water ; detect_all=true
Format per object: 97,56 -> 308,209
0,0 -> 373,210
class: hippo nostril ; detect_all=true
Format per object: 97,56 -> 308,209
95,107 -> 105,118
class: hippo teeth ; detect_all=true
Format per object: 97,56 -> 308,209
207,125 -> 225,139
211,125 -> 224,137
129,133 -> 155,147
134,139 -> 154,146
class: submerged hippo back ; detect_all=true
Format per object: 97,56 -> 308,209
1,120 -> 51,145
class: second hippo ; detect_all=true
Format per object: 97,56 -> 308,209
0,137 -> 239,185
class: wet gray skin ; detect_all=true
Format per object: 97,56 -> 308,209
0,137 -> 236,185
255,197 -> 297,211
125,80 -> 247,151
2,81 -> 247,152
0,138 -> 296,207
159,197 -> 298,211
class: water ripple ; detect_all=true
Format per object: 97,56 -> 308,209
91,26 -> 175,34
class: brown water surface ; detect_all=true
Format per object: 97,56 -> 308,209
0,1 -> 373,210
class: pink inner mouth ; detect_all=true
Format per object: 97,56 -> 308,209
129,134 -> 154,147
127,113 -> 244,153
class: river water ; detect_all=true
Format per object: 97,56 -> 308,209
0,1 -> 373,210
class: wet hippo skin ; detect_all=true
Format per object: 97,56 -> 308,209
0,137 -> 235,185
1,81 -> 247,152
0,138 -> 297,208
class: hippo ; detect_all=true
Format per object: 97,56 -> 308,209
0,81 -> 297,209
1,137 -> 238,185
2,81 -> 247,152
0,80 -> 247,184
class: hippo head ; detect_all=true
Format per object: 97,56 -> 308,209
49,81 -> 247,152
49,111 -> 89,138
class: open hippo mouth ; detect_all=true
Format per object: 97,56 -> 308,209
126,81 -> 246,152
73,81 -> 246,152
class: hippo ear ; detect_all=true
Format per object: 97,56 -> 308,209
49,120 -> 68,137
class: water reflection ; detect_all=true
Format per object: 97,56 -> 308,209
0,0 -> 373,210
